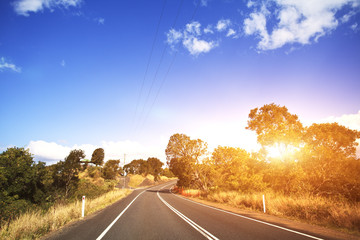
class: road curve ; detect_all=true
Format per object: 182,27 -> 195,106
45,181 -> 348,240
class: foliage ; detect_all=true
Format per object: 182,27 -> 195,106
91,148 -> 105,166
300,122 -> 360,200
123,157 -> 163,181
161,168 -> 175,178
247,103 -> 304,162
0,147 -> 48,225
124,159 -> 146,175
0,189 -> 132,240
147,157 -> 163,181
51,149 -> 85,198
209,146 -> 267,192
102,160 -> 121,180
166,133 -> 208,189
167,103 -> 360,206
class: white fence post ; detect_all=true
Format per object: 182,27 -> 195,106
82,196 -> 85,218
262,194 -> 266,213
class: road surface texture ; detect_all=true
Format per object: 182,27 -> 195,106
45,181 -> 355,240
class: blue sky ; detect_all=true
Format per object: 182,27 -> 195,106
1,0 -> 360,164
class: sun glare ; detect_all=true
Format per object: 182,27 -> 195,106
266,143 -> 299,160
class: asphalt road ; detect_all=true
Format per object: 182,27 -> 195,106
45,181 -> 346,240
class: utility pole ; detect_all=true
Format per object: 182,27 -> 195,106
123,154 -> 126,189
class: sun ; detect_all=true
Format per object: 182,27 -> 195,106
266,143 -> 299,160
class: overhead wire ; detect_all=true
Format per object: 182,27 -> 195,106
135,0 -> 185,133
139,0 -> 201,130
132,0 -> 167,124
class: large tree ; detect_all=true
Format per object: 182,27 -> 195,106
165,133 -> 207,189
300,122 -> 360,200
123,159 -> 148,175
147,157 -> 164,181
91,148 -> 105,166
102,160 -> 121,180
246,103 -> 304,161
0,147 -> 48,223
52,149 -> 85,198
210,146 -> 266,192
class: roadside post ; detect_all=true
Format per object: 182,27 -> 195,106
82,196 -> 85,218
123,154 -> 126,189
262,195 -> 266,213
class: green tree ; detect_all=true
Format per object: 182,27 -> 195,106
91,148 -> 105,166
102,160 -> 121,180
0,147 -> 48,224
52,149 -> 85,198
166,133 -> 207,189
147,157 -> 164,181
123,159 -> 148,175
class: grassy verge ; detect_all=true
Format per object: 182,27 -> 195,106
127,174 -> 149,188
127,174 -> 177,188
0,188 -> 132,240
175,188 -> 360,235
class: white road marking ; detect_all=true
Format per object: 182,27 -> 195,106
157,184 -> 219,240
96,190 -> 146,240
170,186 -> 323,240
96,183 -> 162,240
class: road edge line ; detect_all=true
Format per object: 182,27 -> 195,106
171,189 -> 323,240
96,190 -> 146,240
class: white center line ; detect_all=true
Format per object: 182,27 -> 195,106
157,184 -> 219,240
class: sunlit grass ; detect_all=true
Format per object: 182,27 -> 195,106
127,174 -> 150,188
127,174 -> 176,188
177,189 -> 360,234
0,189 -> 132,240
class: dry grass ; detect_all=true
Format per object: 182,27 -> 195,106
201,190 -> 360,234
127,174 -> 148,188
127,174 -> 176,188
0,189 -> 132,240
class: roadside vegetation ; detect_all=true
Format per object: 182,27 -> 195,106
0,145 -> 173,239
0,188 -> 132,240
166,103 -> 360,235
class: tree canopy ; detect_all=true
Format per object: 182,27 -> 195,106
166,133 -> 208,188
91,148 -> 105,166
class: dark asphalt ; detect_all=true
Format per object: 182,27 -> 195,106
45,181 -> 347,240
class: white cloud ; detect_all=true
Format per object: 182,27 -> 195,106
244,0 -> 360,50
95,17 -> 105,25
226,28 -> 236,37
216,19 -> 231,32
351,22 -> 358,31
183,37 -> 218,56
167,21 -> 219,56
204,25 -> 214,34
200,0 -> 209,7
60,59 -> 65,67
167,29 -> 182,45
185,21 -> 202,36
13,0 -> 82,16
319,110 -> 360,131
341,10 -> 356,23
26,140 -> 167,165
0,57 -> 21,73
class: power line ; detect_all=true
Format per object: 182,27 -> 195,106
135,0 -> 185,133
138,0 -> 201,131
132,0 -> 167,124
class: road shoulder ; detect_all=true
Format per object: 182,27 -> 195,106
177,195 -> 360,240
